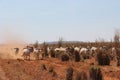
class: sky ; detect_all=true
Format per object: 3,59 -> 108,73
0,0 -> 120,44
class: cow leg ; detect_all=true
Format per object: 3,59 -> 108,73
23,55 -> 26,60
28,55 -> 30,61
25,56 -> 27,60
37,53 -> 40,60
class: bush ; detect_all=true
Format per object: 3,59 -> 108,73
61,53 -> 69,61
48,66 -> 54,73
75,71 -> 88,80
43,42 -> 48,57
117,57 -> 120,66
41,64 -> 47,71
52,71 -> 57,77
55,51 -> 61,59
33,40 -> 39,48
89,66 -> 103,80
50,49 -> 56,58
96,50 -> 110,65
66,67 -> 74,80
74,51 -> 80,62
48,66 -> 57,77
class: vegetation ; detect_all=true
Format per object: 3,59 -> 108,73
96,49 -> 110,66
41,64 -> 47,71
33,40 -> 39,48
75,71 -> 88,80
66,66 -> 74,80
42,41 -> 48,57
58,37 -> 63,48
61,53 -> 69,61
89,66 -> 103,80
114,29 -> 120,47
49,49 -> 56,58
74,51 -> 80,62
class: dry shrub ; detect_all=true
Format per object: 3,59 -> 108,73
49,49 -> 56,58
74,51 -> 80,62
89,66 -> 103,80
75,71 -> 88,80
66,66 -> 74,80
117,57 -> 120,66
55,51 -> 61,59
61,53 -> 69,61
42,42 -> 48,57
41,64 -> 47,71
96,50 -> 110,65
33,40 -> 39,48
52,71 -> 57,77
48,66 -> 57,77
48,66 -> 54,73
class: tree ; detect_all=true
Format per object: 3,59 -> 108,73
114,29 -> 120,47
33,40 -> 39,48
58,37 -> 63,48
43,41 -> 48,57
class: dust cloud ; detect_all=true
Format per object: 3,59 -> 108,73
0,29 -> 27,59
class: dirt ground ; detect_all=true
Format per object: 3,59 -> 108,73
0,45 -> 120,80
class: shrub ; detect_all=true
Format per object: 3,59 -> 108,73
89,66 -> 103,80
75,71 -> 88,80
42,42 -> 48,57
50,49 -> 56,58
48,66 -> 57,77
96,50 -> 110,65
66,67 -> 74,80
117,57 -> 120,66
33,40 -> 39,48
48,66 -> 54,73
74,51 -> 80,62
52,71 -> 57,77
61,53 -> 69,61
41,64 -> 47,71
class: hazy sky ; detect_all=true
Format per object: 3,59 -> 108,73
0,0 -> 120,43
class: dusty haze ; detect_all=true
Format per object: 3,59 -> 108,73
0,29 -> 26,59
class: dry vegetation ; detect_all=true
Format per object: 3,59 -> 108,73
0,57 -> 120,80
0,41 -> 120,80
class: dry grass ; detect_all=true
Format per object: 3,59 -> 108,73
0,42 -> 120,80
0,58 -> 119,80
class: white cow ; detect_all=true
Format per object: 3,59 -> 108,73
80,48 -> 88,53
91,47 -> 97,51
111,47 -> 117,61
112,47 -> 116,55
80,48 -> 90,59
22,48 -> 31,60
33,48 -> 41,60
74,47 -> 80,52
91,47 -> 97,57
54,47 -> 66,52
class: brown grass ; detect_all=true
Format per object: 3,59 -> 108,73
0,58 -> 119,80
0,42 -> 119,80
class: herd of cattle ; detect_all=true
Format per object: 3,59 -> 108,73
13,45 -> 120,63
